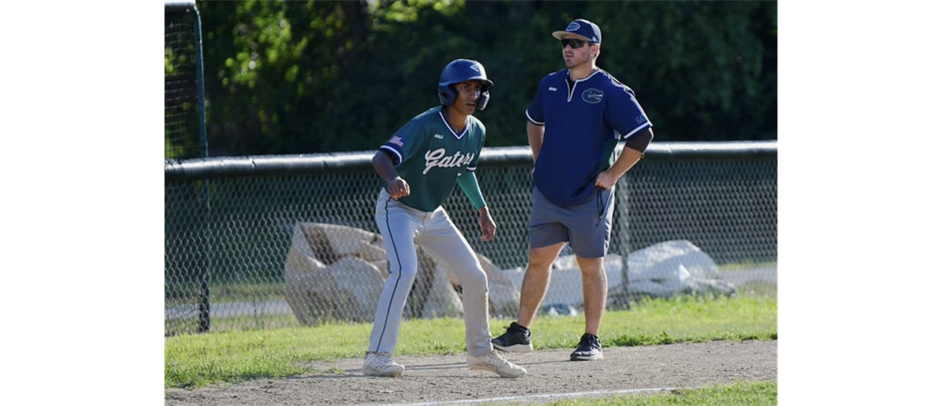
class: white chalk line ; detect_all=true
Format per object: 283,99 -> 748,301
371,387 -> 678,406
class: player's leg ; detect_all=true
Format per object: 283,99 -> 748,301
415,207 -> 492,357
365,191 -> 421,377
417,208 -> 526,378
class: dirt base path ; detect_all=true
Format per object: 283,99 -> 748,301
165,340 -> 777,406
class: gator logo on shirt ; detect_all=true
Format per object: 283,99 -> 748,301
423,148 -> 475,175
582,88 -> 604,104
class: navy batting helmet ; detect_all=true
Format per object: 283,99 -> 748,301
438,59 -> 493,111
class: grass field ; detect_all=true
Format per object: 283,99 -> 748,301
165,295 -> 776,389
257,381 -> 777,406
164,264 -> 778,406
527,381 -> 777,406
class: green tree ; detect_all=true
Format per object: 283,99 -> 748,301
193,0 -> 777,156
589,1 -> 777,140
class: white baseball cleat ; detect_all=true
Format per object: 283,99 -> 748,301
363,351 -> 405,377
467,351 -> 527,378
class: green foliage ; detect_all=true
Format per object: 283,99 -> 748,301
591,1 -> 778,141
192,0 -> 776,156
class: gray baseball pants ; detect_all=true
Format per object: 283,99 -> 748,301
368,189 -> 493,357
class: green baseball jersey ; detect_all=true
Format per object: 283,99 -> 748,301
380,106 -> 485,212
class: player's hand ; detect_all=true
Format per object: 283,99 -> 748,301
478,207 -> 496,241
387,177 -> 410,200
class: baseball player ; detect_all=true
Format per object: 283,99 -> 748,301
492,19 -> 655,361
363,59 -> 527,379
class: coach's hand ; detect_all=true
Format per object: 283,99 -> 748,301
387,177 -> 410,200
595,170 -> 617,190
478,207 -> 496,241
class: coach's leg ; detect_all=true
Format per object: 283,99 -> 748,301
575,255 -> 606,336
568,186 -> 614,336
517,242 -> 566,328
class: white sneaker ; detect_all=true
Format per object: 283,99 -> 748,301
468,351 -> 527,378
363,351 -> 405,377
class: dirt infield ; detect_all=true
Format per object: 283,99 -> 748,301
164,340 -> 777,406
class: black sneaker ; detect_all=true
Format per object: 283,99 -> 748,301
570,333 -> 603,361
491,322 -> 533,353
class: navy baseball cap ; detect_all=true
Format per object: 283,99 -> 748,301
552,19 -> 601,44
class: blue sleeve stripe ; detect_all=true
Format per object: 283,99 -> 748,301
380,145 -> 403,166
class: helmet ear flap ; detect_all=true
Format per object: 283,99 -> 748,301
476,87 -> 490,111
438,84 -> 458,106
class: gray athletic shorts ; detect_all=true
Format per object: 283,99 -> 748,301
528,186 -> 615,258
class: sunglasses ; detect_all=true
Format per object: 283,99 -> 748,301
560,38 -> 588,49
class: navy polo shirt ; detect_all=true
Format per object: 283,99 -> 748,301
526,68 -> 652,208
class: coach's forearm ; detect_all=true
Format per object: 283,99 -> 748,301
607,146 -> 644,180
527,122 -> 544,164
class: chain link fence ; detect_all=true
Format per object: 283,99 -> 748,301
165,142 -> 777,336
165,1 -> 206,160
